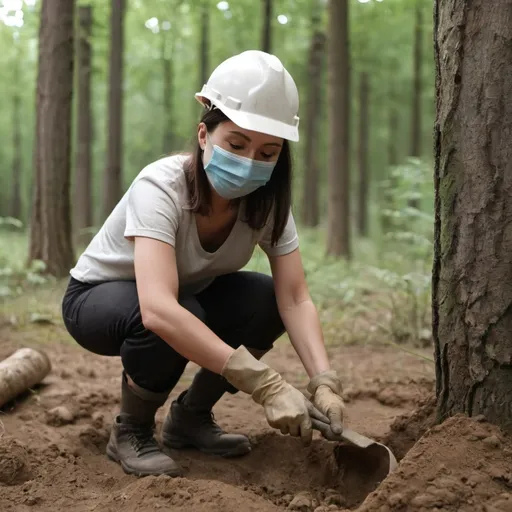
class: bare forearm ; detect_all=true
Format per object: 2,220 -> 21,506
279,299 -> 331,378
143,303 -> 234,374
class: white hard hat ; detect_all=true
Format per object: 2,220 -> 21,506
195,50 -> 300,142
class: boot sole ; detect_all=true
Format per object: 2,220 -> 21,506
106,442 -> 183,477
161,434 -> 252,458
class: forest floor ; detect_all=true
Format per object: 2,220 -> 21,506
1,281 -> 512,512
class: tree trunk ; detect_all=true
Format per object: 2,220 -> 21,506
326,0 -> 350,258
433,0 -> 512,434
409,2 -> 423,209
199,2 -> 209,89
28,0 -> 75,277
357,72 -> 369,237
74,5 -> 93,246
10,44 -> 22,223
162,30 -> 173,153
301,28 -> 325,228
103,0 -> 125,220
261,0 -> 272,53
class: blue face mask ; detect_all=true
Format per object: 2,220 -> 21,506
203,141 -> 277,200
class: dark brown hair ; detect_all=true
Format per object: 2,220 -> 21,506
184,107 -> 292,246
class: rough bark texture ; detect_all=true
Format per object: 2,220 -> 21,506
103,0 -> 125,220
409,2 -> 423,209
10,49 -> 22,222
326,0 -> 350,258
433,0 -> 512,433
261,0 -> 272,53
357,72 -> 369,237
28,0 -> 75,277
301,28 -> 325,228
74,5 -> 93,246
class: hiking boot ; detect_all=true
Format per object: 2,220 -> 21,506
107,414 -> 182,477
161,389 -> 251,457
105,372 -> 182,477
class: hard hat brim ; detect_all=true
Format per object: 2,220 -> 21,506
195,94 -> 299,142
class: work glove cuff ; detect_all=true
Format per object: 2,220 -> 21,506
307,370 -> 342,396
221,345 -> 285,404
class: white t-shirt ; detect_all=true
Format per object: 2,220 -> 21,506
70,153 -> 299,295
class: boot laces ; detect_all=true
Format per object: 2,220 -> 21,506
196,410 -> 223,434
127,426 -> 161,457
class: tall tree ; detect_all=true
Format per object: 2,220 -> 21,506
74,5 -> 93,246
301,4 -> 325,228
198,2 -> 209,89
326,0 -> 350,258
10,36 -> 22,222
357,71 -> 369,237
161,22 -> 174,153
409,1 -> 423,209
103,0 -> 125,220
433,0 -> 512,433
28,0 -> 75,276
261,0 -> 272,53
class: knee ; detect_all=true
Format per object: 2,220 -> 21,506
120,332 -> 188,393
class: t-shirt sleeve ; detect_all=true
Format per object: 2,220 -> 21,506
258,208 -> 299,257
124,175 -> 180,247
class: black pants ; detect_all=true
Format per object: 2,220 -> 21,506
61,271 -> 285,393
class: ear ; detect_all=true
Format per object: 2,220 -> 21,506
197,122 -> 208,151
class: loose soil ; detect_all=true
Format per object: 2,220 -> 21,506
1,322 -> 510,511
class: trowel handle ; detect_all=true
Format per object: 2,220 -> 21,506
311,419 -> 374,448
311,418 -> 343,441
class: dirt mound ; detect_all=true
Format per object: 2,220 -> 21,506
358,414 -> 512,511
381,392 -> 437,460
0,437 -> 33,485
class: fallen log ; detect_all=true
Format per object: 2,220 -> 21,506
0,348 -> 52,409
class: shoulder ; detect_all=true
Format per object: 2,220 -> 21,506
129,153 -> 191,204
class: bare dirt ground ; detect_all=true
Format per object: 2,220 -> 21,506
1,320 -> 511,512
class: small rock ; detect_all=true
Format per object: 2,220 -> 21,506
324,492 -> 345,507
482,435 -> 501,449
46,406 -> 74,426
387,493 -> 404,507
313,507 -> 328,512
60,369 -> 73,379
473,414 -> 487,422
288,491 -> 313,511
91,412 -> 104,429
282,494 -> 294,505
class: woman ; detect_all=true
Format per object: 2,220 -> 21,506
62,50 -> 345,478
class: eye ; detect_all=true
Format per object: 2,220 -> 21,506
261,152 -> 276,159
229,142 -> 244,150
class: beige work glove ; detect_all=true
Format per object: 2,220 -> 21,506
307,370 -> 345,435
221,346 -> 328,445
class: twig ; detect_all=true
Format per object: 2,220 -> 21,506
0,419 -> 5,439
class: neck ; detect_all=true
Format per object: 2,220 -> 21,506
209,186 -> 239,215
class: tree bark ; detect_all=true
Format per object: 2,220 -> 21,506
433,0 -> 512,433
261,0 -> 272,53
357,72 -> 369,237
103,0 -> 125,220
10,44 -> 22,223
28,0 -> 75,277
301,28 -> 325,228
326,0 -> 350,258
74,5 -> 93,246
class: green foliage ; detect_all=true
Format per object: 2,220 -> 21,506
0,223 -> 49,299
